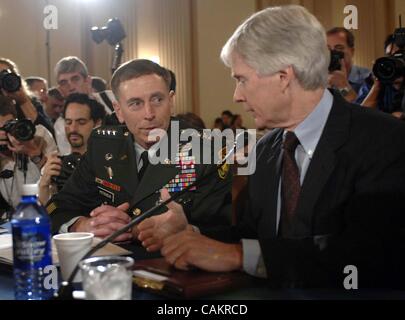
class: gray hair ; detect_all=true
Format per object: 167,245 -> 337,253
54,56 -> 89,80
220,5 -> 330,90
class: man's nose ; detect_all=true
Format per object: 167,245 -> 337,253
233,87 -> 245,103
144,103 -> 155,120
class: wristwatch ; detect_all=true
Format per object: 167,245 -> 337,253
339,86 -> 351,97
30,153 -> 43,165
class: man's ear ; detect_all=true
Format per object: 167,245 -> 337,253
113,101 -> 125,124
278,65 -> 294,91
169,90 -> 175,114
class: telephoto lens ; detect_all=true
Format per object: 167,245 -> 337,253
373,51 -> 405,84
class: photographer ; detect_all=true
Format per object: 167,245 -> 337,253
0,96 -> 57,209
327,27 -> 370,103
39,93 -> 105,205
360,34 -> 405,118
0,58 -> 55,137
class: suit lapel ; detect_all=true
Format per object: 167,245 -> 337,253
261,130 -> 283,238
293,93 -> 351,237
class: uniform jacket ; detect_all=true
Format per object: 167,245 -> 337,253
48,119 -> 232,234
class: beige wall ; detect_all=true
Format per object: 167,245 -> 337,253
194,0 -> 257,129
0,0 -> 83,84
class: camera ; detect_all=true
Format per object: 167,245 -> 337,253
372,21 -> 405,84
373,51 -> 405,84
0,119 -> 36,152
51,153 -> 82,191
0,69 -> 21,93
328,49 -> 344,72
1,119 -> 36,141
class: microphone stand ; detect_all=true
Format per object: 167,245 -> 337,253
55,137 -> 242,299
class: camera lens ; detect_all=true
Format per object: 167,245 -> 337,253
13,120 -> 35,141
0,70 -> 21,92
373,58 -> 396,81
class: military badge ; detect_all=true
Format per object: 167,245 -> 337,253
218,162 -> 230,179
164,148 -> 197,192
217,146 -> 230,179
104,166 -> 114,179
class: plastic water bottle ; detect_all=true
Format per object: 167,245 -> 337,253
11,184 -> 53,300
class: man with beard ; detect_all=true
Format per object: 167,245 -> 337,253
38,93 -> 105,204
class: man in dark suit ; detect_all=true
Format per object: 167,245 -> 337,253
47,59 -> 232,244
159,5 -> 405,288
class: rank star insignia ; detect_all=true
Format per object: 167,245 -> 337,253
104,166 -> 114,179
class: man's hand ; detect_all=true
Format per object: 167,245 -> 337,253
161,230 -> 243,272
7,134 -> 44,158
1,87 -> 30,105
70,202 -> 133,243
328,58 -> 350,89
137,188 -> 188,252
39,152 -> 62,187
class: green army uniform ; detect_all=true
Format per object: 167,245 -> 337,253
47,119 -> 232,234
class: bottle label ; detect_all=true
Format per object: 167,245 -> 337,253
13,224 -> 52,270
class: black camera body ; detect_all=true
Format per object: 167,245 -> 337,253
0,69 -> 21,93
373,51 -> 405,84
52,153 -> 82,191
0,119 -> 36,152
2,119 -> 36,141
372,25 -> 405,84
328,49 -> 345,72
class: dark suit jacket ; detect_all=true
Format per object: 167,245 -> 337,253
207,91 -> 405,288
47,119 -> 232,234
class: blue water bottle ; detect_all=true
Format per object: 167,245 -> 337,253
11,184 -> 53,300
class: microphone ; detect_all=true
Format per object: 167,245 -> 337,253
55,130 -> 252,299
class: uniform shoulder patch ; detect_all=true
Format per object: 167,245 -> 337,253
46,202 -> 57,215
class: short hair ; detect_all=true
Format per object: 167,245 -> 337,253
0,96 -> 17,118
167,69 -> 176,92
25,76 -> 48,88
111,59 -> 171,98
63,93 -> 106,123
91,76 -> 107,93
327,27 -> 355,49
221,110 -> 233,118
54,56 -> 89,80
176,112 -> 206,129
221,5 -> 330,90
0,58 -> 20,74
48,87 -> 64,101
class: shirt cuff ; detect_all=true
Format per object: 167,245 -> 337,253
242,239 -> 268,278
58,216 -> 83,233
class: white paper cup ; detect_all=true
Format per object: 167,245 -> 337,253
53,232 -> 94,283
